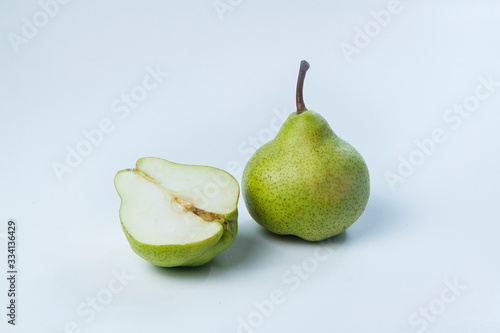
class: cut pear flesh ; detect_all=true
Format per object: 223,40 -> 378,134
114,158 -> 239,246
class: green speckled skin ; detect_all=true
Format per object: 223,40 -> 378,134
121,210 -> 238,267
242,110 -> 369,241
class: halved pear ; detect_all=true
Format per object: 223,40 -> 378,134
114,157 -> 239,267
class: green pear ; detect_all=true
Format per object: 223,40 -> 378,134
114,157 -> 239,267
242,61 -> 370,241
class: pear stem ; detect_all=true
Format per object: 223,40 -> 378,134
296,60 -> 310,115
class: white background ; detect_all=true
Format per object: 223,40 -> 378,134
1,1 -> 500,332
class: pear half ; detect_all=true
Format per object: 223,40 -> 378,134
114,157 -> 239,267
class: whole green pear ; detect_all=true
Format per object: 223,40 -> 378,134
242,61 -> 370,241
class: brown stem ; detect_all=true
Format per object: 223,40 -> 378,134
296,60 -> 310,114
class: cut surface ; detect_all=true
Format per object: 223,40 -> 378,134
114,159 -> 238,246
136,157 -> 239,214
